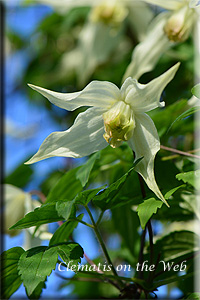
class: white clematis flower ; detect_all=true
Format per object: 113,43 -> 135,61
26,63 -> 180,206
123,12 -> 171,81
124,0 -> 198,80
3,184 -> 52,247
142,0 -> 198,42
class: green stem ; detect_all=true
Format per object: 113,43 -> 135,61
70,218 -> 95,229
96,210 -> 105,226
85,206 -> 121,282
147,220 -> 154,283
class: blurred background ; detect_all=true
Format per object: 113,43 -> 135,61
2,0 -> 196,298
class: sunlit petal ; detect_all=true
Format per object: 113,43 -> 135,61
140,0 -> 184,10
122,63 -> 180,113
28,80 -> 120,111
128,113 -> 169,206
25,107 -> 108,164
122,13 -> 172,81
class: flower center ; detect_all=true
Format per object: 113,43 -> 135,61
103,101 -> 135,148
90,2 -> 128,27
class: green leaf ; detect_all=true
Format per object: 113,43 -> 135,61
18,246 -> 57,296
5,162 -> 33,188
186,293 -> 200,299
0,247 -> 25,299
40,170 -> 64,195
75,187 -> 104,206
191,83 -> 200,98
164,184 -> 186,199
153,230 -> 199,262
55,243 -> 83,266
46,167 -> 83,203
150,99 -> 188,137
18,243 -> 83,296
168,106 -> 200,132
10,187 -> 100,230
10,203 -> 64,230
93,159 -> 143,211
176,170 -> 198,187
49,214 -> 84,246
153,196 -> 194,223
152,272 -> 195,290
56,200 -> 76,220
180,191 -> 200,220
136,198 -> 163,229
76,152 -> 100,187
28,281 -> 46,300
55,188 -> 103,219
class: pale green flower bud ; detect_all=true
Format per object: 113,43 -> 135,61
103,101 -> 135,148
164,5 -> 195,42
90,1 -> 128,26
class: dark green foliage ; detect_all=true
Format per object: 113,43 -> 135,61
0,247 -> 25,299
9,203 -> 65,229
5,162 -> 33,188
49,214 -> 84,246
45,167 -> 83,203
93,158 -> 143,211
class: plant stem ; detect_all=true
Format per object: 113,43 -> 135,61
138,174 -> 146,199
160,145 -> 200,159
147,220 -> 154,282
85,206 -> 121,283
138,173 -> 154,283
29,190 -> 46,203
147,221 -> 154,266
138,225 -> 147,280
137,174 -> 148,280
96,210 -> 104,226
70,218 -> 95,229
83,252 -> 103,274
161,148 -> 200,161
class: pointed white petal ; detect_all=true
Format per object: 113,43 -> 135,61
122,13 -> 172,81
25,107 -> 108,164
28,80 -> 120,111
122,63 -> 180,113
140,0 -> 184,10
189,0 -> 200,8
128,113 -> 169,206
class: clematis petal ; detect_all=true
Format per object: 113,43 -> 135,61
25,107 -> 108,164
122,62 -> 180,113
122,13 -> 172,81
189,0 -> 200,8
28,80 -> 120,111
128,113 -> 169,206
140,0 -> 184,10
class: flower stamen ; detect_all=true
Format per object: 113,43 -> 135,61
103,101 -> 135,148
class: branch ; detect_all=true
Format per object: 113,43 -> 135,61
85,206 -> 123,289
29,190 -> 46,203
138,225 -> 147,280
83,253 -> 103,274
147,220 -> 154,283
160,145 -> 200,159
